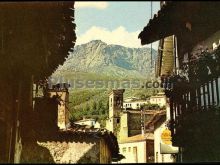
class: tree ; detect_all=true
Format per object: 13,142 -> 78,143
83,103 -> 90,115
91,101 -> 98,115
97,100 -> 105,115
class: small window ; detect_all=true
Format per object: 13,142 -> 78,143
122,147 -> 126,153
133,147 -> 138,163
128,147 -> 131,152
116,118 -> 120,124
133,146 -> 137,153
156,152 -> 158,163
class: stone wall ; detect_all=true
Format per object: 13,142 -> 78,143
38,140 -> 100,163
49,91 -> 70,129
20,138 -> 101,163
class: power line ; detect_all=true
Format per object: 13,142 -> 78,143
150,1 -> 153,68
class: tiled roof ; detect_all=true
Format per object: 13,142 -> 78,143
139,2 -> 220,47
0,2 -> 76,79
36,123 -> 120,159
119,133 -> 154,144
124,110 -> 163,115
145,110 -> 166,132
150,95 -> 165,98
60,124 -> 119,159
138,1 -> 175,45
124,100 -> 147,103
74,118 -> 96,123
60,124 -> 107,136
109,89 -> 125,96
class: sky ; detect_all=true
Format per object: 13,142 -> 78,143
74,1 -> 160,49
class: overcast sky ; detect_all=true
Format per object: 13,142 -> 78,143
75,1 -> 160,49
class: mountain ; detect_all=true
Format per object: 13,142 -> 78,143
51,40 -> 159,123
54,40 -> 157,79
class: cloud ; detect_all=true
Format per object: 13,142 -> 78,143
75,1 -> 109,10
76,26 -> 158,49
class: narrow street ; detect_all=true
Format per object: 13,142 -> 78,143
1,1 -> 220,164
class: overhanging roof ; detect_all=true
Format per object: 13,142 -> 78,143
0,2 -> 76,79
138,2 -> 220,48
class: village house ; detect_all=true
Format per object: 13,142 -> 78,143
21,125 -> 118,163
0,2 -> 76,163
123,98 -> 148,110
149,92 -> 167,107
139,1 -> 220,162
123,92 -> 166,110
145,107 -> 178,163
118,133 -> 154,163
20,84 -> 120,163
106,89 -> 170,163
106,89 -> 158,139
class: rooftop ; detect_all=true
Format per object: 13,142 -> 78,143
37,123 -> 119,159
119,133 -> 154,144
109,89 -> 125,96
139,2 -> 220,58
0,2 -> 76,79
145,110 -> 166,132
74,118 -> 96,123
150,95 -> 166,98
123,99 -> 148,103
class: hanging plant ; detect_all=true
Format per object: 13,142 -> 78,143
190,51 -> 209,83
168,74 -> 189,94
202,50 -> 219,78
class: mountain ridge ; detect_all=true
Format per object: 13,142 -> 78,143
54,40 -> 157,79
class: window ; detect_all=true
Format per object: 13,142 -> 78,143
116,97 -> 121,106
128,147 -> 131,152
133,147 -> 138,163
162,154 -> 164,162
122,147 -> 126,153
110,98 -> 113,107
116,118 -> 120,124
156,152 -> 158,163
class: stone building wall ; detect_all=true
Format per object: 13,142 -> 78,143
20,138 -> 102,163
48,91 -> 70,129
37,140 -> 100,163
